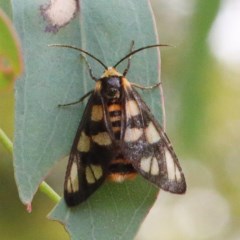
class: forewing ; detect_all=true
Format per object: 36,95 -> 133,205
64,92 -> 116,206
122,85 -> 186,194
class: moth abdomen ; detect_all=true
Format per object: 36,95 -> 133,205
108,156 -> 137,182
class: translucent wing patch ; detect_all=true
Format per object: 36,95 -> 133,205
122,85 -> 186,194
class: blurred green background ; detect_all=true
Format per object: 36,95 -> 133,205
1,0 -> 240,239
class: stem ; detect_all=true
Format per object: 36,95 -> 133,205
0,128 -> 13,153
0,128 -> 61,203
39,182 -> 61,203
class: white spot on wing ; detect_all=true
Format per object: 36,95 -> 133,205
67,160 -> 79,192
85,164 -> 103,184
67,179 -> 72,193
165,148 -> 177,180
77,132 -> 90,152
175,167 -> 182,181
91,105 -> 103,121
151,157 -> 159,175
126,100 -> 139,117
140,156 -> 151,173
70,162 -> 78,179
92,132 -> 112,145
91,164 -> 103,180
140,156 -> 159,175
86,166 -> 95,184
145,122 -> 161,144
124,128 -> 143,142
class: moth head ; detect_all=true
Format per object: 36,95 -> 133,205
101,74 -> 122,100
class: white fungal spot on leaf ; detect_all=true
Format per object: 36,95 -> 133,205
40,0 -> 79,33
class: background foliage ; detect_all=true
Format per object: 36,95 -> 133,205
1,0 -> 240,239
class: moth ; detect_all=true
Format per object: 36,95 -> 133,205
51,42 -> 186,206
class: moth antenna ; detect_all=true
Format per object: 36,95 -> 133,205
113,44 -> 171,68
48,44 -> 108,70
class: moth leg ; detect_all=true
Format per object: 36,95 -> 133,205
123,40 -> 135,76
131,81 -> 161,90
80,54 -> 98,81
58,90 -> 93,107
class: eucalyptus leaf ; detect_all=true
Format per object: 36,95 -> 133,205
13,0 -> 164,238
49,177 -> 158,240
0,0 -> 12,18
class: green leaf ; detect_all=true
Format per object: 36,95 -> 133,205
13,0 -> 163,238
0,7 -> 22,88
0,0 -> 12,18
49,177 -> 157,240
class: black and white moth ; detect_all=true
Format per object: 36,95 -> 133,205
52,42 -> 186,207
